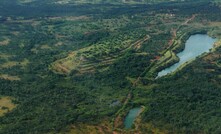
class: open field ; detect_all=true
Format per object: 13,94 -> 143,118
0,74 -> 20,81
0,97 -> 16,117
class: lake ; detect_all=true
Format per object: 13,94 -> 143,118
157,34 -> 217,77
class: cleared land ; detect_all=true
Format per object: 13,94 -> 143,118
0,97 -> 16,117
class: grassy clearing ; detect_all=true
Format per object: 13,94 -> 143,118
140,123 -> 167,134
0,38 -> 10,46
0,74 -> 20,81
0,54 -> 13,59
0,97 -> 16,117
208,22 -> 221,27
55,42 -> 63,46
0,61 -> 18,68
0,59 -> 29,69
64,120 -> 112,134
40,45 -> 52,50
51,52 -> 80,74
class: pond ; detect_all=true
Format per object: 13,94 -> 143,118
157,34 -> 217,77
124,107 -> 142,129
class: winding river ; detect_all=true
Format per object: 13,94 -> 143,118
157,34 -> 217,77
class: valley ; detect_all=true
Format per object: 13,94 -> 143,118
0,0 -> 221,134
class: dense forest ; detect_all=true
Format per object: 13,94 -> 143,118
0,0 -> 221,133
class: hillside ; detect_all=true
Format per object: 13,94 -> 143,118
0,0 -> 221,134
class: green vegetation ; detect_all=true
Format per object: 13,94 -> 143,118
0,0 -> 221,134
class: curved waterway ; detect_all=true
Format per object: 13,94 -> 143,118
157,34 -> 217,77
124,107 -> 142,129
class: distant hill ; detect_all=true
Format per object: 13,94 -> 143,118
17,0 -> 194,5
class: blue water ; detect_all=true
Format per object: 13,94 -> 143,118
157,34 -> 217,77
124,107 -> 142,129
